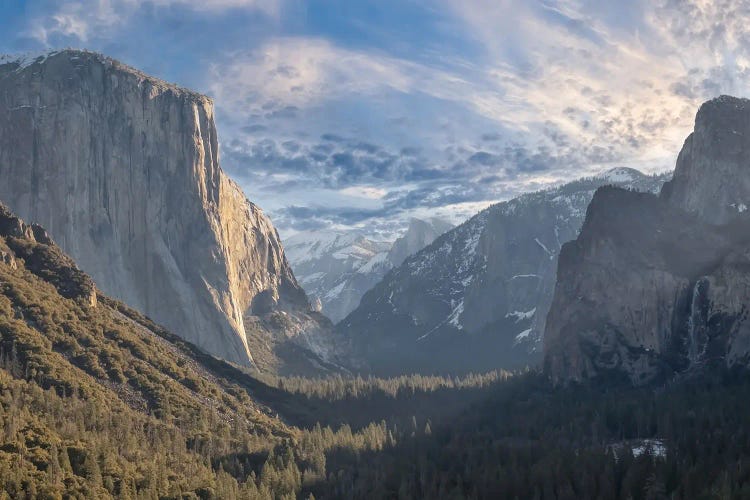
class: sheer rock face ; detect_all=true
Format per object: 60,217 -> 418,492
0,50 -> 328,368
386,218 -> 454,269
662,96 -> 750,225
543,188 -> 741,384
545,96 -> 750,385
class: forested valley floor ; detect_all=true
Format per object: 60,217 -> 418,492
2,221 -> 750,499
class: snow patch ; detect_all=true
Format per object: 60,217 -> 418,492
357,251 -> 389,274
0,50 -> 60,72
447,300 -> 465,329
417,300 -> 465,341
608,439 -> 667,461
632,440 -> 667,458
515,329 -> 532,342
731,202 -> 748,213
506,308 -> 536,322
299,272 -> 325,284
600,167 -> 637,183
323,281 -> 347,300
534,238 -> 555,260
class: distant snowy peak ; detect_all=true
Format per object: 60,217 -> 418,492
285,218 -> 452,323
284,231 -> 388,266
598,167 -> 646,183
357,251 -> 390,274
388,217 -> 455,267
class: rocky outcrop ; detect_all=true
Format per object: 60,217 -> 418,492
0,203 -> 97,306
339,169 -> 668,376
286,218 -> 452,323
386,218 -> 454,268
545,96 -> 750,384
0,50 -> 332,371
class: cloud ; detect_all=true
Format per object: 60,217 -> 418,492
149,0 -> 281,13
208,19 -> 699,200
222,134 -> 433,190
207,37 -> 423,116
25,0 -> 282,43
12,0 -> 750,239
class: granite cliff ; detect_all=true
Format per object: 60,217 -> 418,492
545,96 -> 750,384
0,50 -> 333,372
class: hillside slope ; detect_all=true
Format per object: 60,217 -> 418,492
0,202 -> 524,498
0,202 -> 312,496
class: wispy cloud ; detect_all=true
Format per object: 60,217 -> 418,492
208,37 -> 478,120
26,0 -> 282,43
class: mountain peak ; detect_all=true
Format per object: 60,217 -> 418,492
285,218 -> 452,324
698,94 -> 750,113
387,217 -> 453,268
598,167 -> 645,183
661,94 -> 750,225
545,96 -> 750,385
1,49 -> 210,104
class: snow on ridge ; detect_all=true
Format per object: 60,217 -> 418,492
0,50 -> 60,71
285,230 -> 385,265
510,274 -> 540,280
299,272 -> 325,284
332,243 -> 380,261
323,280 -> 348,300
357,251 -> 389,274
599,167 -> 640,183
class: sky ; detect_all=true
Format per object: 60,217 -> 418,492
1,0 -> 749,240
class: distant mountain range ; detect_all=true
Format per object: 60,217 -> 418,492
339,167 -> 671,376
285,218 -> 452,323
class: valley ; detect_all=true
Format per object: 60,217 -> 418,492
2,46 -> 750,500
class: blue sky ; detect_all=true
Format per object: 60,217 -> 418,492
1,0 -> 749,239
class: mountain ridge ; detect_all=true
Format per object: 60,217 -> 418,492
339,167 -> 671,375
